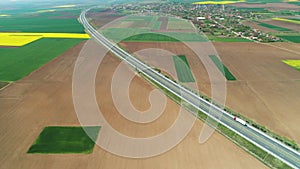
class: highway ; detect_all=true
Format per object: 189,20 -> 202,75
79,9 -> 300,168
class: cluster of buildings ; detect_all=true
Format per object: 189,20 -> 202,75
112,2 -> 283,42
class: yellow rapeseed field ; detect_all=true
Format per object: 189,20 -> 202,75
272,18 -> 300,25
282,60 -> 300,71
0,35 -> 42,46
0,33 -> 90,46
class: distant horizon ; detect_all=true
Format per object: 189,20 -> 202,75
0,0 -> 106,5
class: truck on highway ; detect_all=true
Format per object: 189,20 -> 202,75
234,116 -> 247,126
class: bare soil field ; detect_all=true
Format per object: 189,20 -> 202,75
0,39 -> 266,168
211,42 -> 300,144
231,3 -> 300,10
120,41 -> 300,145
88,10 -> 124,28
271,42 -> 300,53
158,16 -> 168,30
263,20 -> 300,32
243,20 -> 299,32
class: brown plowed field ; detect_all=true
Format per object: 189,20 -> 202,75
243,20 -> 300,32
120,41 -> 300,145
0,40 -> 267,168
243,21 -> 278,33
88,9 -> 124,28
263,20 -> 300,31
231,3 -> 300,10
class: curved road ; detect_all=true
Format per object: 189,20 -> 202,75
79,9 -> 300,168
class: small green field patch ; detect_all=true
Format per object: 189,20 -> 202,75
209,55 -> 236,81
277,36 -> 300,43
289,2 -> 300,6
27,126 -> 101,154
152,21 -> 162,30
122,33 -> 180,42
258,22 -> 291,31
173,55 -> 195,83
167,18 -> 194,30
289,18 -> 300,22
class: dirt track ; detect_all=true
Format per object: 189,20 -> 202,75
0,40 -> 267,169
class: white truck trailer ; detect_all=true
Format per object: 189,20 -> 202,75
234,116 -> 247,126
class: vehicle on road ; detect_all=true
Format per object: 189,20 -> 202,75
234,116 -> 247,126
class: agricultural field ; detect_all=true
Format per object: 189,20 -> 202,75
192,1 -> 243,5
0,5 -> 90,88
277,35 -> 300,43
230,2 -> 300,9
121,16 -> 159,29
273,17 -> 300,24
173,55 -> 195,82
282,60 -> 300,71
0,9 -> 85,33
121,32 -> 208,42
98,15 -> 207,42
0,33 -> 89,46
152,21 -> 162,30
257,22 -> 291,31
0,38 -> 85,82
123,33 -> 180,42
28,126 -> 100,154
245,19 -> 300,32
210,42 -> 300,145
0,39 -> 267,169
0,35 -> 42,46
209,55 -> 236,81
117,40 -> 300,151
289,1 -> 300,6
207,35 -> 252,42
1,2 -> 300,169
167,18 -> 195,30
